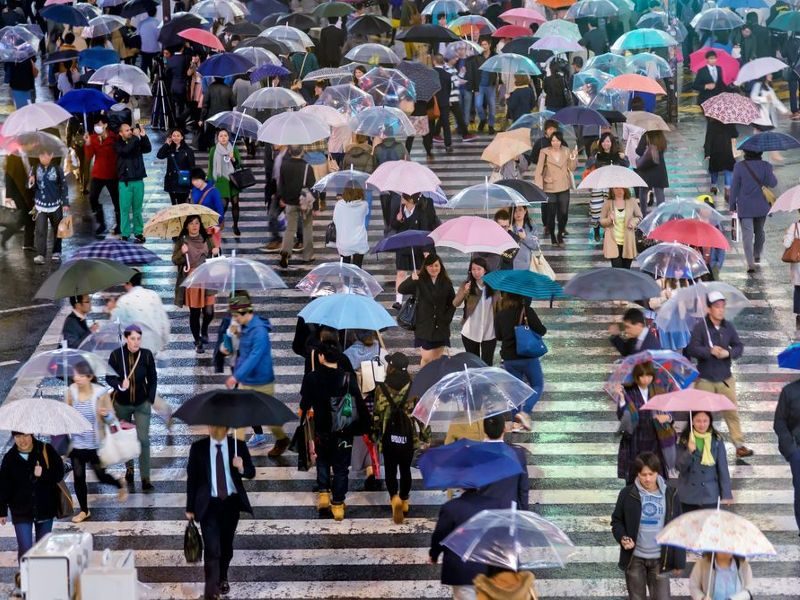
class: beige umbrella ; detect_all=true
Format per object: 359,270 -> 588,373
623,110 -> 670,131
143,204 -> 220,239
481,130 -> 532,167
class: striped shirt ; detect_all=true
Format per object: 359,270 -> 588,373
70,384 -> 103,450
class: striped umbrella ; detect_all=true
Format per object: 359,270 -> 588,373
67,239 -> 160,266
483,270 -> 565,300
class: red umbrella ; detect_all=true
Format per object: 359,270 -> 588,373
178,27 -> 225,52
689,48 -> 739,86
492,25 -> 532,39
648,219 -> 730,250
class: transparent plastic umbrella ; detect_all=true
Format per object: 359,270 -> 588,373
15,346 -> 117,381
442,506 -> 577,571
572,69 -> 613,94
655,282 -> 751,339
590,88 -> 630,112
242,87 -> 306,111
635,242 -> 709,280
604,349 -> 699,400
566,0 -> 618,18
207,110 -> 262,139
0,397 -> 92,436
0,102 -> 72,136
411,367 -> 535,426
302,67 -> 353,84
312,168 -> 372,194
350,106 -> 415,138
0,25 -> 40,61
531,35 -> 582,53
446,182 -> 530,210
89,64 -> 150,95
533,19 -> 580,41
444,40 -> 482,60
317,84 -> 375,116
691,7 -> 745,31
260,25 -> 314,52
626,52 -> 673,79
296,262 -> 383,297
190,0 -> 248,23
233,46 -> 281,68
421,0 -> 468,21
585,52 -> 628,76
480,53 -> 541,76
345,43 -> 401,66
359,67 -> 416,108
181,251 -> 286,293
79,320 -> 160,360
257,111 -> 330,145
82,15 -> 126,38
637,199 -> 725,235
0,131 -> 68,158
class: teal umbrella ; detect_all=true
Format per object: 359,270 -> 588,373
770,10 -> 800,32
483,270 -> 565,301
298,293 -> 396,330
611,28 -> 678,52
480,53 -> 541,76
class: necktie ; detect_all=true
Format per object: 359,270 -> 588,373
215,444 -> 228,500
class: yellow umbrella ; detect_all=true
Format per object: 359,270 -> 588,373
481,130 -> 532,167
143,204 -> 220,239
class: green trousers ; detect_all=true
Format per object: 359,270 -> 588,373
118,179 -> 144,237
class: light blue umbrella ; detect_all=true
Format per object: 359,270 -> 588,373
480,53 -> 541,76
611,28 -> 678,52
626,52 -> 673,79
298,293 -> 396,330
585,53 -> 628,76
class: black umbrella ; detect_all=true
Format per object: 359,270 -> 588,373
499,36 -> 537,59
174,389 -> 297,428
397,60 -> 441,101
276,13 -> 316,31
158,13 -> 205,47
260,14 -> 284,28
495,179 -> 548,204
348,14 -> 393,37
408,352 -> 488,400
397,24 -> 460,44
224,21 -> 263,37
238,36 -> 290,55
598,110 -> 626,124
246,0 -> 290,23
43,49 -> 79,65
121,0 -> 158,19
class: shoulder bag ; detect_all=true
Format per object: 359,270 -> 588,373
783,223 -> 800,263
397,296 -> 417,330
229,157 -> 256,190
330,373 -> 358,433
514,308 -> 548,359
298,164 -> 316,213
98,420 -> 141,466
742,159 -> 776,205
42,445 -> 75,519
170,154 -> 191,188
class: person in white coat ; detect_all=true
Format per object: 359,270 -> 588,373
785,217 -> 800,332
333,185 -> 370,268
751,74 -> 789,131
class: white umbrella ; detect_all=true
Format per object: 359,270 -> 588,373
733,57 -> 788,86
241,87 -> 306,111
0,397 -> 92,436
181,250 -> 287,293
260,25 -> 314,52
233,46 -> 281,67
296,262 -> 383,297
190,0 -> 248,23
577,165 -> 647,190
299,105 -> 349,127
81,15 -> 126,38
89,64 -> 151,96
0,102 -> 72,136
257,111 -> 330,145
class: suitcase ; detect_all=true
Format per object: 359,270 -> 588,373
20,532 -> 93,600
80,549 -> 138,600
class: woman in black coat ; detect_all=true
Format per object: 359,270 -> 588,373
398,253 -> 456,366
0,433 -> 64,561
542,65 -> 571,111
703,118 -> 737,201
156,127 -> 196,205
390,193 -> 436,309
635,130 -> 669,217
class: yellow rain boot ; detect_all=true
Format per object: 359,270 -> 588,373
390,495 -> 404,524
401,499 -> 410,515
331,503 -> 346,521
317,491 -> 331,512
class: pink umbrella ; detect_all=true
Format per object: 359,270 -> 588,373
769,184 -> 800,215
639,388 -> 736,413
500,7 -> 546,26
366,160 -> 441,196
178,27 -> 225,52
429,216 -> 519,254
689,48 -> 739,86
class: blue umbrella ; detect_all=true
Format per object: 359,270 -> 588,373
483,270 -> 565,301
418,439 -> 525,490
57,89 -> 116,130
40,5 -> 90,26
78,47 -> 120,70
246,0 -> 289,23
197,53 -> 255,77
553,106 -> 609,127
67,239 -> 160,266
371,229 -> 433,254
778,343 -> 800,370
564,267 -> 661,301
298,293 -> 396,330
738,132 -> 800,152
250,62 -> 291,82
717,0 -> 768,9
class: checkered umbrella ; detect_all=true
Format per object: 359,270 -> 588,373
67,239 -> 160,266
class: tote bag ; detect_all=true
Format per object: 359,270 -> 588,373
98,421 -> 141,467
514,308 -> 548,359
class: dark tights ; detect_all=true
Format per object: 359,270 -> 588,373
189,305 -> 214,343
224,196 -> 240,230
383,445 -> 413,500
69,448 -> 121,513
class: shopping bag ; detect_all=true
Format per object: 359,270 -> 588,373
57,214 -> 73,239
98,421 -> 141,467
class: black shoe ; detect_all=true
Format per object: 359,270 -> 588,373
488,126 -> 495,134
392,301 -> 402,310
550,234 -> 559,246
593,226 -> 601,242
95,224 -> 107,236
141,480 -> 154,493
364,475 -> 383,491
121,236 -> 129,242
200,335 -> 209,344
196,341 -> 205,354
557,232 -> 565,245
233,225 -> 241,236
125,467 -> 134,484
134,235 -> 146,244
562,229 -> 569,237
279,252 -> 289,269
477,119 -> 486,132
218,581 -> 230,595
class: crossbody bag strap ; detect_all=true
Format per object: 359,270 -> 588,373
742,159 -> 764,187
126,351 -> 142,382
518,307 -> 527,327
196,187 -> 213,207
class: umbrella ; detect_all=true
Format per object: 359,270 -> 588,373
371,230 -> 434,255
530,35 -> 583,53
313,1 -> 354,18
635,242 -> 709,280
718,0 -> 767,7
626,53 -> 673,79
648,219 -> 729,251
553,106 -> 608,127
190,0 -> 247,23
0,25 -> 40,62
604,350 -> 699,400
57,89 -> 116,130
656,509 -> 775,558
606,73 -> 665,95
300,105 -> 349,127
317,84 -> 375,116
769,10 -> 800,32
702,93 -> 760,125
446,182 -> 530,210
690,48 -> 739,86
78,47 -> 120,70
181,253 -> 287,293
566,0 -> 618,18
224,21 -> 263,37
494,179 -> 547,204
412,366 -> 535,426
443,506 -> 577,571
499,7 -> 546,26
250,62 -> 291,81
585,52 -> 628,76
769,184 -> 800,215
0,102 -> 72,136
640,388 -> 736,413
88,64 -> 150,96
83,15 -> 126,38
198,52 -> 255,77
573,69 -> 613,94
298,293 -> 396,330
778,343 -> 800,370
480,53 -> 541,76
174,389 -> 296,428
492,24 -> 532,39
296,262 -> 382,297
419,439 -> 525,490
246,0 -> 289,22
397,25 -> 460,44
367,160 -> 441,195
179,28 -> 226,51
623,110 -> 670,131
40,5 -> 90,26
692,7 -> 744,31
350,106 -> 415,138
450,15 -> 496,38
637,199 -> 725,235
429,216 -> 518,254
360,67 -> 416,107
348,15 -> 393,36
578,165 -> 646,190
533,19 -> 580,42
483,270 -> 565,300
258,111 -> 329,145
158,13 -> 207,46
43,49 -> 79,66
15,346 -> 116,381
499,36 -> 538,59
739,131 -> 800,152
79,320 -> 160,360
421,0 -> 468,21
611,28 -> 677,52
67,239 -> 159,266
238,36 -> 289,54
260,25 -> 314,52
207,111 -> 263,139
120,0 -> 159,18
303,67 -> 352,83
0,131 -> 68,158
313,168 -> 370,194
275,13 -> 316,31
0,397 -> 92,436
397,61 -> 441,102
733,57 -> 788,86
564,268 -> 661,301
480,133 -> 531,167
655,282 -> 751,336
143,204 -> 220,239
345,43 -> 400,66
242,87 -> 306,110
35,259 -> 136,300
408,352 -> 487,400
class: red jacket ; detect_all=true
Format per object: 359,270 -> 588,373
85,130 -> 119,180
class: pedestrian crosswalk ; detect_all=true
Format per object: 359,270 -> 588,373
2,123 -> 799,600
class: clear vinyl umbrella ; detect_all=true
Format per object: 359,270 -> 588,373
345,43 -> 401,66
317,84 -> 375,116
190,0 -> 248,23
15,344 -> 117,381
585,52 -> 628,76
626,52 -> 673,79
0,24 -> 41,62
533,19 -> 580,41
637,199 -> 725,235
421,0 -> 467,21
296,262 -> 383,297
207,110 -> 262,139
445,182 -> 530,210
566,0 -> 618,18
257,110 -> 330,145
89,64 -> 150,96
181,251 -> 286,294
359,67 -> 416,108
572,69 -> 613,94
79,320 -> 160,360
233,46 -> 281,67
350,106 -> 415,138
241,87 -> 306,111
0,397 -> 92,436
0,131 -> 68,157
260,25 -> 314,52
312,168 -> 372,194
692,7 -> 745,31
411,367 -> 535,426
82,14 -> 126,37
635,242 -> 709,280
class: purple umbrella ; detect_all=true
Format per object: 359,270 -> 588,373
553,106 -> 609,127
250,62 -> 291,81
371,230 -> 433,270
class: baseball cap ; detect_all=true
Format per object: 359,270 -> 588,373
707,290 -> 726,305
386,352 -> 409,371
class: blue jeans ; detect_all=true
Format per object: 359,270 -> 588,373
503,357 -> 544,413
790,449 -> 800,533
475,85 -> 496,127
710,170 -> 732,188
14,519 -> 53,561
316,437 -> 353,504
11,89 -> 32,109
460,88 -> 474,125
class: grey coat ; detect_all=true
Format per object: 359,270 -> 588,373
676,436 -> 733,505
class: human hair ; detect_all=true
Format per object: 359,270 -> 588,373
342,186 -> 364,201
69,294 -> 88,308
73,360 -> 98,383
543,119 -> 559,132
631,361 -> 655,384
63,32 -> 75,44
646,130 -> 667,153
432,53 -> 444,66
549,130 -> 566,145
190,167 -> 207,181
147,6 -> 157,17
420,253 -> 451,287
622,308 -> 646,326
743,150 -> 762,160
466,257 -> 491,297
499,291 -> 525,311
354,133 -> 369,144
608,187 -> 631,200
679,411 -> 723,443
597,131 -> 619,155
705,50 -> 717,59
493,208 -> 510,223
586,18 -> 597,28
571,55 -> 583,68
328,16 -> 338,24
318,339 -> 343,364
167,127 -> 184,138
483,414 -> 506,440
289,145 -> 303,157
94,114 -> 108,125
512,204 -> 532,229
514,74 -> 529,87
634,451 -> 661,474
178,215 -> 210,240
129,272 -> 143,287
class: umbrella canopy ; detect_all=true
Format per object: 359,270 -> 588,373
769,10 -> 800,32
360,67 -> 416,107
626,52 -> 673,79
246,0 -> 289,22
778,343 -> 800,370
242,87 -> 306,110
40,5 -> 90,26
769,184 -> 800,214
445,182 -> 530,210
317,84 -> 375,116
419,439 -> 525,490
648,219 -> 730,250
655,282 -> 751,336
611,28 -> 677,52
585,52 -> 628,76
83,15 -> 127,37
43,49 -> 80,66
238,36 -> 290,54
143,204 -> 220,239
190,0 -> 247,23
350,106 -> 415,138
348,14 -> 393,36
530,35 -> 583,53
407,352 -> 487,400
275,13 -> 316,31
397,61 -> 441,102
397,24 -> 460,44
421,0 -> 468,20
692,7 -> 744,31
198,52 -> 255,77
367,160 -> 441,195
606,73 -> 665,95
553,106 -> 609,127
640,388 -> 737,413
534,19 -> 580,41
0,397 -> 92,436
567,0 -> 618,18
564,267 -> 661,301
79,320 -> 161,360
260,25 -> 314,52
296,262 -> 382,297
483,270 -> 564,300
181,254 -> 286,293
0,131 -> 68,158
480,132 -> 531,167
298,293 -> 396,330
179,27 -> 226,51
412,366 -> 535,426
623,110 -> 670,131
1,102 -> 72,136
67,239 -> 159,266
78,47 -> 119,70
577,165 -> 646,190
500,7 -> 546,26
300,104 -> 349,127
250,62 -> 291,81
35,259 -> 136,300
689,48 -> 739,85
57,88 -> 116,115
718,0 -> 767,7
174,389 -> 296,428
207,111 -> 262,139
480,53 -> 541,76
449,15 -> 496,38
492,24 -> 532,39
120,0 -> 159,19
499,36 -> 538,59
604,350 -> 699,399
258,111 -> 330,145
635,242 -> 709,280
656,509 -> 775,558
429,216 -> 518,254
313,1 -> 355,18
443,507 -> 577,570
0,25 -> 40,62
733,56 -> 788,86
302,66 -> 353,83
88,64 -> 150,96
738,131 -> 800,152
158,12 -> 208,46
224,21 -> 264,37
494,179 -> 547,204
15,347 -> 116,380
313,168 -> 371,194
637,199 -> 725,235
573,69 -> 613,94
345,43 -> 401,66
371,229 -> 434,254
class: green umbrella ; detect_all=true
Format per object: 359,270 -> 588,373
35,258 -> 136,300
769,10 -> 800,33
312,1 -> 355,18
611,28 -> 678,52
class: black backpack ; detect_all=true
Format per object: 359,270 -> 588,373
121,26 -> 142,50
379,383 -> 414,451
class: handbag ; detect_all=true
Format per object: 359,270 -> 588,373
360,356 -> 386,394
514,308 -> 548,359
229,166 -> 256,190
635,227 -> 657,254
331,373 -> 358,433
742,159 -> 776,204
325,221 -> 337,248
98,421 -> 142,466
170,155 -> 191,188
57,214 -> 73,239
396,296 -> 417,330
783,223 -> 800,263
327,154 -> 340,173
530,251 -> 556,280
298,164 -> 316,213
635,145 -> 659,170
42,445 -> 74,519
0,202 -> 20,227
427,96 -> 440,120
183,519 -> 203,563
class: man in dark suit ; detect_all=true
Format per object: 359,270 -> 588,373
432,53 -> 454,153
186,426 -> 256,600
609,308 -> 661,356
318,17 -> 346,68
479,414 -> 529,510
692,50 -> 728,105
580,19 -> 609,56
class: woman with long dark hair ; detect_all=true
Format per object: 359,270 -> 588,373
586,132 -> 629,241
156,127 -> 196,205
634,130 -> 669,217
533,130 -> 578,246
453,257 -> 498,365
676,411 -> 733,513
509,205 -> 539,271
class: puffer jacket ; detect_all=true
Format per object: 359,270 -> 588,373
475,571 -> 538,600
234,315 -> 275,386
342,143 -> 377,173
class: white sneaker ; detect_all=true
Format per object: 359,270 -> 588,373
33,255 -> 45,264
51,253 -> 61,262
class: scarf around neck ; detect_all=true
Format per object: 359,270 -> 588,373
692,429 -> 715,466
213,142 -> 235,180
